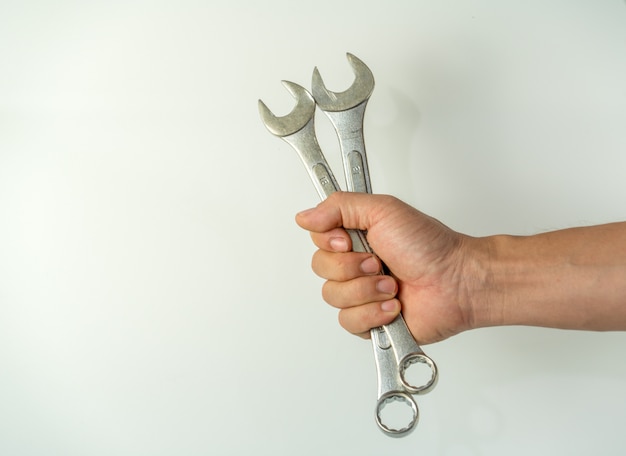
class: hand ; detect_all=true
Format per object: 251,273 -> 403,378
295,192 -> 484,344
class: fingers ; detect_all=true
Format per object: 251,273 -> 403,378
321,275 -> 397,308
311,248 -> 400,335
309,238 -> 399,337
295,192 -> 406,337
312,249 -> 381,280
338,299 -> 401,338
323,274 -> 401,337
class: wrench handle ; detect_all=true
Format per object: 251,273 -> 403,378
282,119 -> 372,253
320,102 -> 372,194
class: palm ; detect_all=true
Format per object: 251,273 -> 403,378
364,201 -> 469,344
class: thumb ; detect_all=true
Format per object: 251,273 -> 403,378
295,191 -> 389,233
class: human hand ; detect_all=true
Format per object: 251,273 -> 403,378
295,192 -> 484,344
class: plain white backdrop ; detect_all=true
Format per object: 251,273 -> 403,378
1,1 -> 626,454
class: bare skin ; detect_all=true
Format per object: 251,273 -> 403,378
295,192 -> 626,345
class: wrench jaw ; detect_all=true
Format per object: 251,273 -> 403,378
311,53 -> 375,112
258,81 -> 316,137
311,53 -> 375,194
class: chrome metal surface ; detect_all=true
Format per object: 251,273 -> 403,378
372,327 -> 419,437
259,55 -> 438,437
311,54 -> 438,434
258,81 -> 369,249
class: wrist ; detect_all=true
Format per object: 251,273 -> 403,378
465,233 -> 551,330
457,235 -> 505,331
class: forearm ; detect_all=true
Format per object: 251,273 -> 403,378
470,222 -> 626,331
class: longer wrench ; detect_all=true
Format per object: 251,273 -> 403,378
311,54 -> 438,436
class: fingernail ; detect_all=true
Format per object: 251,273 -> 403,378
329,237 -> 349,252
376,277 -> 396,295
381,300 -> 399,313
360,256 -> 379,274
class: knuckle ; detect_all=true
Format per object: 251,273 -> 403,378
321,281 -> 337,306
332,255 -> 357,281
338,305 -> 378,336
310,250 -> 324,276
320,276 -> 381,310
337,309 -> 360,335
312,250 -> 362,282
351,279 -> 372,302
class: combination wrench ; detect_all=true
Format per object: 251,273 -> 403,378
259,54 -> 438,437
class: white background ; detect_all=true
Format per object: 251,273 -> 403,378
1,1 -> 626,455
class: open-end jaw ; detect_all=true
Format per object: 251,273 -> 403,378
258,81 -> 316,137
311,53 -> 375,112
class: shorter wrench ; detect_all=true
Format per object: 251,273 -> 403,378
258,81 -> 368,250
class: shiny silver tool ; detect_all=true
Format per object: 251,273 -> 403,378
258,53 -> 438,438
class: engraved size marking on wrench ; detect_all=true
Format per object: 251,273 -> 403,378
313,163 -> 337,195
348,151 -> 367,193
